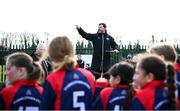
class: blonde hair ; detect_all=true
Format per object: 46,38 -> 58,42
48,36 -> 75,71
6,52 -> 44,82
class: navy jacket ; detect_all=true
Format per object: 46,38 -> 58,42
40,67 -> 95,110
93,85 -> 129,110
176,63 -> 180,108
131,80 -> 170,110
0,80 -> 42,110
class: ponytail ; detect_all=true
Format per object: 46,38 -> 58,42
53,55 -> 75,71
64,55 -> 75,70
166,64 -> 177,109
122,85 -> 135,110
27,62 -> 45,84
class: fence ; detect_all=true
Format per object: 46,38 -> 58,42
0,43 -> 37,83
0,43 -> 180,83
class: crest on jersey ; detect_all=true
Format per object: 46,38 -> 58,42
163,91 -> 168,97
26,89 -> 32,95
121,90 -> 127,95
73,73 -> 79,79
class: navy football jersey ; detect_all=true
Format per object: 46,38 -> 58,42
40,67 -> 95,110
93,85 -> 129,110
94,80 -> 108,102
131,80 -> 170,110
176,64 -> 180,102
0,80 -> 43,110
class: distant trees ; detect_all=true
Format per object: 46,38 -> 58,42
0,32 -> 53,49
0,32 -> 39,48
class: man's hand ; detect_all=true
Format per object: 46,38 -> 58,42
75,25 -> 80,30
113,49 -> 119,53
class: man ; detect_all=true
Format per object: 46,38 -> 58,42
76,23 -> 119,79
31,43 -> 46,61
31,43 -> 52,78
77,54 -> 85,68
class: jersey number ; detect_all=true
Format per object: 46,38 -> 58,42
18,106 -> 39,111
114,105 -> 120,111
73,91 -> 85,111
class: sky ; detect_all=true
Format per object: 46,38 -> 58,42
0,0 -> 180,45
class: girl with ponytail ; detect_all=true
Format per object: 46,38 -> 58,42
40,36 -> 95,110
0,52 -> 44,110
93,61 -> 134,110
150,43 -> 180,108
131,55 -> 177,110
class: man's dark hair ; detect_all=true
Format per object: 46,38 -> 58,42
99,23 -> 107,33
99,23 -> 106,28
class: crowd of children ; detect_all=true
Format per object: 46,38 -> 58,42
0,36 -> 179,110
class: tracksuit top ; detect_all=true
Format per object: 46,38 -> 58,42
40,67 -> 95,110
0,80 -> 43,110
93,80 -> 109,102
176,63 -> 180,108
93,84 -> 129,110
131,80 -> 170,110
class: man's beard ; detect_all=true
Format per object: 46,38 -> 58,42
98,30 -> 104,33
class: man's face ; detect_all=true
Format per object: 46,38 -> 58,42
35,44 -> 46,57
98,24 -> 106,33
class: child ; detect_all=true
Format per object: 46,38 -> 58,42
0,52 -> 43,110
131,55 -> 176,110
94,75 -> 109,102
93,62 -> 134,110
40,36 -> 95,110
149,44 -> 180,108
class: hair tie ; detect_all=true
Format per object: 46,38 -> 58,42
32,62 -> 38,67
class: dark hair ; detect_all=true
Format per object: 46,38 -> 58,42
108,62 -> 134,110
177,54 -> 180,65
6,52 -> 44,80
166,64 -> 176,109
139,55 -> 176,109
99,23 -> 107,28
108,62 -> 134,85
99,23 -> 107,33
139,55 -> 166,80
122,85 -> 135,110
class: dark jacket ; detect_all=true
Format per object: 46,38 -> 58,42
77,27 -> 118,73
31,52 -> 52,77
41,58 -> 53,77
77,59 -> 85,68
30,51 -> 39,62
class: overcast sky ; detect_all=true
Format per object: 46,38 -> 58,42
0,0 -> 180,44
